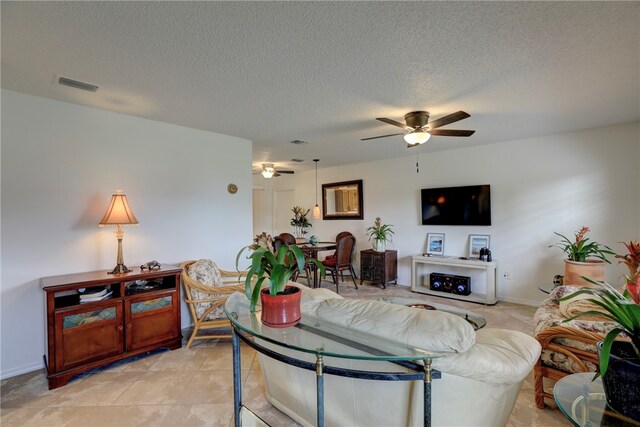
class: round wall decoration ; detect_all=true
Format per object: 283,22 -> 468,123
227,183 -> 238,194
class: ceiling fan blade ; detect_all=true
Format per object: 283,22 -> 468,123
275,170 -> 295,174
427,111 -> 470,130
406,143 -> 420,148
273,172 -> 281,177
429,129 -> 475,137
376,118 -> 411,130
361,133 -> 403,141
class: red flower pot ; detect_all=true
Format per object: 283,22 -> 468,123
260,286 -> 301,328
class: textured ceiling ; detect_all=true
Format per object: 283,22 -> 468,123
2,2 -> 639,172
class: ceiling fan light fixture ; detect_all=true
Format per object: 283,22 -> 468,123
403,131 -> 431,145
261,163 -> 275,179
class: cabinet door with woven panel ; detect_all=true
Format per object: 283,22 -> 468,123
54,302 -> 124,371
124,290 -> 179,351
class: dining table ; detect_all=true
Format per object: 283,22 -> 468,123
296,241 -> 336,288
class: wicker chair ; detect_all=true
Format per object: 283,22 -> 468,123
180,260 -> 245,348
533,286 -> 613,409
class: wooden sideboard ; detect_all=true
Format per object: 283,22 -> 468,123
360,249 -> 398,289
41,266 -> 182,389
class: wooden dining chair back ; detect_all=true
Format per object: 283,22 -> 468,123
273,233 -> 302,282
322,236 -> 358,293
180,259 -> 245,348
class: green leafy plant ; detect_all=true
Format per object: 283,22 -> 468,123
236,242 -> 324,312
560,277 -> 640,377
550,226 -> 614,262
616,240 -> 640,283
290,206 -> 312,236
365,217 -> 394,243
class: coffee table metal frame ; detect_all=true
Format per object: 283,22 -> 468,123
225,292 -> 442,427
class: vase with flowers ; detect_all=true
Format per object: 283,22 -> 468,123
366,217 -> 394,252
290,206 -> 312,241
560,240 -> 640,420
550,226 -> 615,286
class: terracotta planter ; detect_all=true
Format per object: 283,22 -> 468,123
563,260 -> 605,287
597,341 -> 640,421
260,286 -> 301,328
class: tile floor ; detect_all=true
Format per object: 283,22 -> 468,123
1,281 -> 570,426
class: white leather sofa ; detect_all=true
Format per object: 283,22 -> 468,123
256,287 -> 541,427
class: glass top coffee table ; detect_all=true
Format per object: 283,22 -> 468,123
225,292 -> 443,427
376,296 -> 487,330
554,373 -> 640,426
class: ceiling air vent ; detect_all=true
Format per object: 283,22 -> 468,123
57,76 -> 99,93
290,139 -> 309,145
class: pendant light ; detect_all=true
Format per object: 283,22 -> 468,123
313,159 -> 321,219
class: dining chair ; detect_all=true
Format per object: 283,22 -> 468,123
321,235 -> 357,293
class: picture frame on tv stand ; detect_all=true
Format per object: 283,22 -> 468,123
426,233 -> 445,256
469,234 -> 490,259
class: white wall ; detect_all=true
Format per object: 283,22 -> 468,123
267,123 -> 640,305
1,90 -> 253,378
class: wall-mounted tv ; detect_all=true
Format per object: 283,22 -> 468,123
421,185 -> 491,226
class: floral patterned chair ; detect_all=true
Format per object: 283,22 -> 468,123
180,259 -> 245,348
533,285 -> 619,408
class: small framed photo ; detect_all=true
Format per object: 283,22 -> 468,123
469,234 -> 490,259
426,233 -> 445,256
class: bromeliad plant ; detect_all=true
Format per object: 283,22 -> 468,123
550,226 -> 614,262
560,277 -> 640,377
236,241 -> 325,312
365,217 -> 394,244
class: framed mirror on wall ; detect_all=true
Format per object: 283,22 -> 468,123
322,179 -> 363,220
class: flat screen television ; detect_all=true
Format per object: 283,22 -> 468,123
421,185 -> 491,226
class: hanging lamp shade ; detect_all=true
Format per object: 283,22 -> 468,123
313,159 -> 321,219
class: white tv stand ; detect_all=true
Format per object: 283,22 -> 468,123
411,255 -> 497,305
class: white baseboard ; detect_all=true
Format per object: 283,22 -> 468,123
1,360 -> 44,380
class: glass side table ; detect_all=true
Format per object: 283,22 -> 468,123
554,373 -> 640,426
224,292 -> 443,427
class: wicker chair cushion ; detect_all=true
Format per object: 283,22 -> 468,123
187,259 -> 226,321
534,288 -> 619,374
188,259 -> 223,286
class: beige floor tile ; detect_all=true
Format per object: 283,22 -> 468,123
9,405 -> 173,426
0,371 -> 63,409
506,388 -> 570,426
147,347 -> 209,372
158,403 -> 233,426
0,406 -> 48,426
200,349 -> 255,371
50,372 -> 143,407
113,371 -> 196,405
178,370 -> 249,405
100,351 -> 165,373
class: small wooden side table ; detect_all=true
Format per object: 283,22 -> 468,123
360,249 -> 398,289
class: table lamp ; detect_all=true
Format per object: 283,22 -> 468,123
99,190 -> 139,274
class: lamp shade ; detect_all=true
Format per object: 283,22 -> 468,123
403,131 -> 431,145
313,204 -> 321,219
99,191 -> 138,226
261,169 -> 274,179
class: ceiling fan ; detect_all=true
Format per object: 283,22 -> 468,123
253,163 -> 295,178
361,111 -> 475,147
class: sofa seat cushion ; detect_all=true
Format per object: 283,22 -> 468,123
309,298 -> 476,353
433,328 -> 541,384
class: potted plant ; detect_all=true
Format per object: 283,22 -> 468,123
366,217 -> 394,252
560,241 -> 640,421
236,237 -> 325,328
550,226 -> 614,286
290,206 -> 312,241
